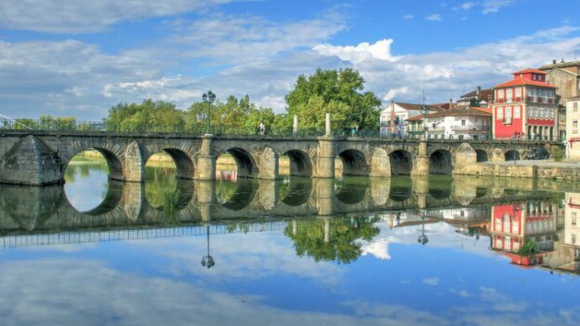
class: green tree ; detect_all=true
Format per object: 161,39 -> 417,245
285,68 -> 382,134
106,99 -> 185,132
186,94 -> 277,135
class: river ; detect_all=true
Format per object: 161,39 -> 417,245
0,159 -> 579,326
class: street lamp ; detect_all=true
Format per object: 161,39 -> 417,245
201,224 -> 215,268
202,90 -> 216,135
422,105 -> 429,140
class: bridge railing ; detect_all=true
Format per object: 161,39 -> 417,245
0,118 -> 565,144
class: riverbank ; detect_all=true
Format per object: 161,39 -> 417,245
469,159 -> 580,181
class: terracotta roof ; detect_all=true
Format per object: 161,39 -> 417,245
427,107 -> 492,118
471,107 -> 492,114
512,68 -> 546,75
392,102 -> 446,112
406,114 -> 425,121
406,107 -> 491,120
494,77 -> 556,89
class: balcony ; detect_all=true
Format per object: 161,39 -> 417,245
451,126 -> 490,132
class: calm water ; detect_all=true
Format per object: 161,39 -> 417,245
1,161 -> 579,326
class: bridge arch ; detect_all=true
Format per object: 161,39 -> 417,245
338,149 -> 370,177
282,149 -> 313,177
476,149 -> 488,162
429,149 -> 453,175
64,147 -> 125,181
219,147 -> 259,179
389,149 -> 413,175
156,148 -> 195,179
505,150 -> 520,161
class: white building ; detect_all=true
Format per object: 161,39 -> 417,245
380,102 -> 441,138
407,106 -> 492,141
566,96 -> 580,159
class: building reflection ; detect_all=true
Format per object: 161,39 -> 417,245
541,193 -> 580,274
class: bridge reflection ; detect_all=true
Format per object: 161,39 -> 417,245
0,175 -> 558,236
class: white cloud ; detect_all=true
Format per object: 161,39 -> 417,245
423,277 -> 440,286
426,14 -> 442,22
313,39 -> 401,64
462,2 -> 476,10
402,15 -> 414,20
482,0 -> 514,14
165,10 -> 347,65
0,0 -> 244,33
361,238 -> 394,260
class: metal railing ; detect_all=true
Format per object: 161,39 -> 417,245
0,118 -> 566,144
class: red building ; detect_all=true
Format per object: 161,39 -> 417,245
491,69 -> 558,140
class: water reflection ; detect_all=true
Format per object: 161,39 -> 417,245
3,165 -> 580,326
2,168 -> 577,272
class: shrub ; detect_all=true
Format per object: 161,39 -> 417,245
551,146 -> 564,161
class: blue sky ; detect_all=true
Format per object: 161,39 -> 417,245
1,0 -> 580,121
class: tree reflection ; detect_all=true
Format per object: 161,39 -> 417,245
283,215 -> 380,264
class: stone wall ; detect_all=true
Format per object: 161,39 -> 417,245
457,162 -> 580,181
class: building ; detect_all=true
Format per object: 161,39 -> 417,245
491,68 -> 558,140
566,96 -> 580,159
407,105 -> 492,140
539,59 -> 580,102
379,102 -> 441,138
457,86 -> 493,107
539,59 -> 580,142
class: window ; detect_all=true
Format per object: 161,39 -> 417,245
461,120 -> 466,126
497,107 -> 503,119
514,106 -> 520,119
506,89 -> 513,102
574,102 -> 578,111
504,106 -> 512,124
573,120 -> 578,133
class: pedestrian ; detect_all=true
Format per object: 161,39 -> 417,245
259,121 -> 265,135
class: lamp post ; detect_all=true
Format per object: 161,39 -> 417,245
201,224 -> 215,268
422,105 -> 429,140
202,91 -> 216,135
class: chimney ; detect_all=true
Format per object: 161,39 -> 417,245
553,59 -> 557,64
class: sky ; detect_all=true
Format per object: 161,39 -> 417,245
1,0 -> 580,121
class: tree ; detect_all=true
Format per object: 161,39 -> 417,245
285,68 -> 382,134
186,94 -> 277,135
106,99 -> 185,132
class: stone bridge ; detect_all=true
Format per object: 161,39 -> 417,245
0,130 -> 548,185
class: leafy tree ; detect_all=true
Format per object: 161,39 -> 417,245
285,68 -> 382,133
186,94 -> 277,135
106,99 -> 186,132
